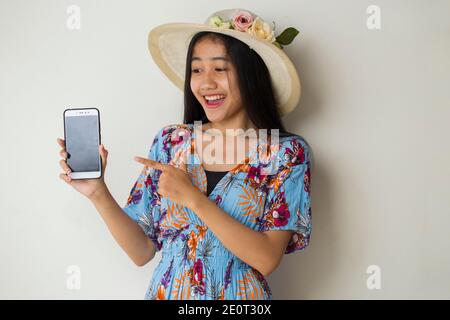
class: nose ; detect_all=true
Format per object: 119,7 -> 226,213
199,70 -> 218,91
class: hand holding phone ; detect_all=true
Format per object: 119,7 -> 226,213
58,108 -> 108,200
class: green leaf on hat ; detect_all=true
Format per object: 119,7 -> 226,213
276,27 -> 299,45
272,41 -> 284,49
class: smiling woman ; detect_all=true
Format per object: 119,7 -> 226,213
62,8 -> 312,301
184,31 -> 288,135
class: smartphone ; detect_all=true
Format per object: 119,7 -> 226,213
63,108 -> 102,179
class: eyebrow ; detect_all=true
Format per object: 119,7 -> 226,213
191,56 -> 230,62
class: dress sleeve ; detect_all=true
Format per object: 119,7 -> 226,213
262,141 -> 312,254
121,128 -> 165,252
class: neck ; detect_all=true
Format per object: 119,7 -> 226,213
204,115 -> 257,137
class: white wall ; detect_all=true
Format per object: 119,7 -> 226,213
0,0 -> 449,299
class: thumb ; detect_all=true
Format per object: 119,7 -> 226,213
179,152 -> 188,173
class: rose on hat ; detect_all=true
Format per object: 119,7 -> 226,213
208,9 -> 299,50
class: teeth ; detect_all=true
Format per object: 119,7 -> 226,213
204,95 -> 225,100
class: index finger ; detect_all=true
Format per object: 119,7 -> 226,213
56,138 -> 65,148
134,157 -> 168,172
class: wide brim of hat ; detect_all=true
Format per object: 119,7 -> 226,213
148,23 -> 301,116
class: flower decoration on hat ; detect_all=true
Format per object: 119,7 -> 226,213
208,10 -> 299,50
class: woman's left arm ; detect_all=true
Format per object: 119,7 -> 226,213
190,191 -> 292,277
133,156 -> 291,277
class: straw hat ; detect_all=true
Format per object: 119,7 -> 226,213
148,8 -> 301,116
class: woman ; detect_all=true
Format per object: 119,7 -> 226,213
57,9 -> 312,300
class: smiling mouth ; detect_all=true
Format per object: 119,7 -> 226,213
203,96 -> 226,108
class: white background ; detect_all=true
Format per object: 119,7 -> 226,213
0,0 -> 449,299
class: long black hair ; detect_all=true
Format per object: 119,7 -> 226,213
183,31 -> 294,137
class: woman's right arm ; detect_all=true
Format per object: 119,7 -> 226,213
57,138 -> 155,266
88,186 -> 156,266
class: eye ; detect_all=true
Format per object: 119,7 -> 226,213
191,67 -> 227,73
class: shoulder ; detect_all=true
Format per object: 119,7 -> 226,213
151,123 -> 193,162
152,123 -> 193,144
276,133 -> 313,168
155,123 -> 192,136
270,134 -> 312,192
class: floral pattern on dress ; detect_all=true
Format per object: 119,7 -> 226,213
123,123 -> 312,299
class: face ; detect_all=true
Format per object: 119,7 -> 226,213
190,37 -> 245,125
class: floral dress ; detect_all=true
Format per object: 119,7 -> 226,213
122,123 -> 312,300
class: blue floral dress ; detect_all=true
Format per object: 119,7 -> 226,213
122,123 -> 312,300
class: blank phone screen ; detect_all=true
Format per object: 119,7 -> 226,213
65,115 -> 100,172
